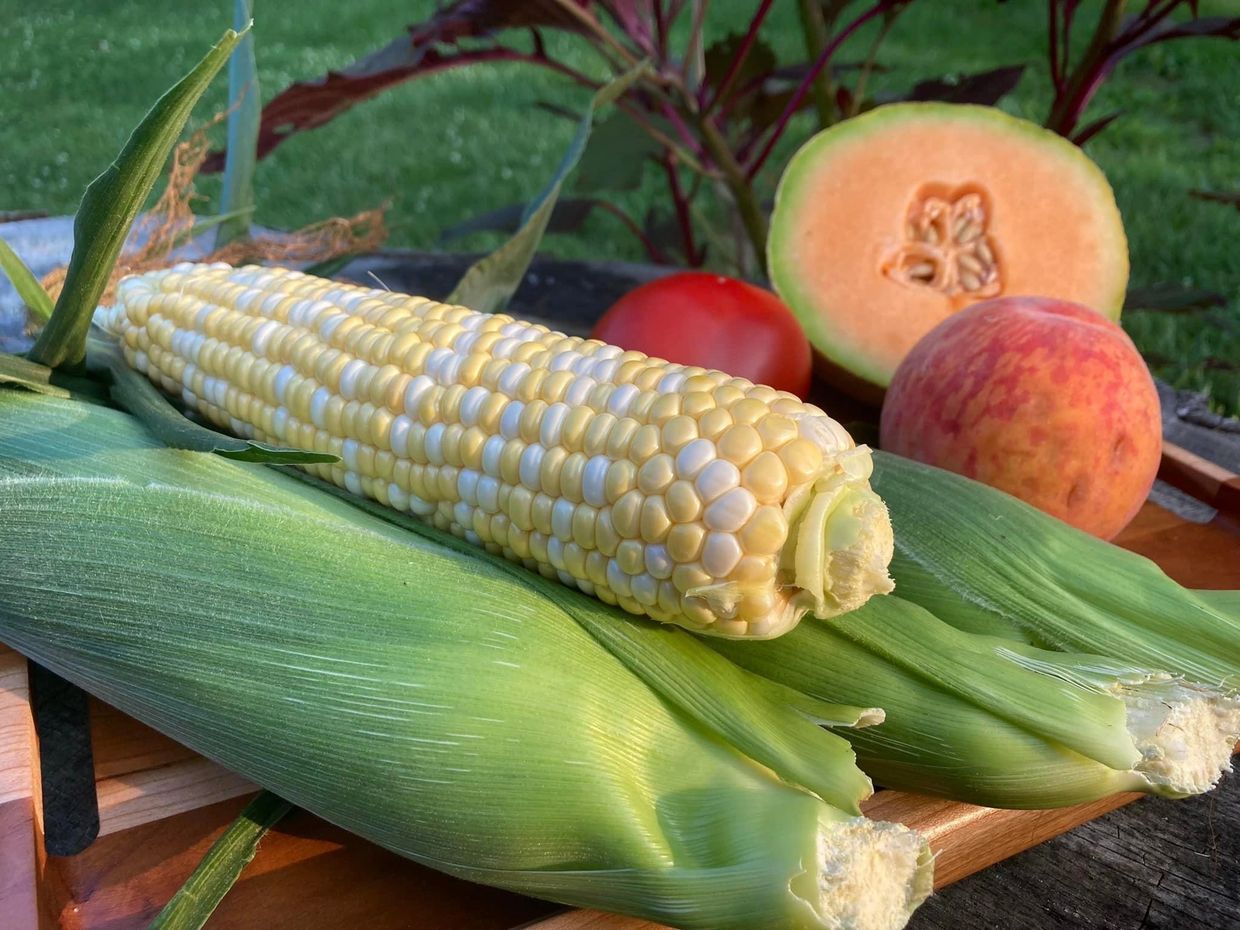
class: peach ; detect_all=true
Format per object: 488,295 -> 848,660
880,297 -> 1162,540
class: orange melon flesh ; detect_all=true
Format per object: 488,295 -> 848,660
768,103 -> 1129,390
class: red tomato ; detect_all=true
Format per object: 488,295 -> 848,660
591,273 -> 813,398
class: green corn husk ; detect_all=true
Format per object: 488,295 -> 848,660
0,389 -> 932,930
870,451 -> 1240,693
286,438 -> 1239,810
712,596 -> 1240,808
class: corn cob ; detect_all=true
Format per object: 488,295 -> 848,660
97,262 -> 894,638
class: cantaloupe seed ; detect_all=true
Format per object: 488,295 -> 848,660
883,185 -> 1001,298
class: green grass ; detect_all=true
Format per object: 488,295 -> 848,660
2,0 -> 1236,413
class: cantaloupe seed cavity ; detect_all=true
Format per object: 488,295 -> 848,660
883,183 -> 1002,299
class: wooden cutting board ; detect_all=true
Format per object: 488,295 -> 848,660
1,456 -> 1237,930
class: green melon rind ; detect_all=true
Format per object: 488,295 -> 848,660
767,102 -> 1130,390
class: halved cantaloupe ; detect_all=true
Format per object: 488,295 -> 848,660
768,103 -> 1129,393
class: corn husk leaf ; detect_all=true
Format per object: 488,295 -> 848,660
446,61 -> 649,314
871,451 -> 1240,693
287,446 -> 1239,809
0,238 -> 54,323
713,597 -> 1239,808
150,791 -> 293,930
214,0 -> 259,248
0,390 -> 931,930
29,27 -> 246,368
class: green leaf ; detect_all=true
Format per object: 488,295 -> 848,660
0,239 -> 53,323
439,198 -> 601,244
0,353 -> 71,398
28,26 -> 247,370
446,61 -> 650,314
87,337 -> 337,464
216,0 -> 260,248
572,112 -> 660,194
150,791 -> 292,930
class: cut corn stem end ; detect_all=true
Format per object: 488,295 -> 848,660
1120,678 -> 1240,797
797,817 -> 932,930
784,448 -> 894,623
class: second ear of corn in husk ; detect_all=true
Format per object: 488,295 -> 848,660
96,262 -> 897,640
870,451 -> 1240,695
714,596 -> 1240,808
0,389 -> 931,930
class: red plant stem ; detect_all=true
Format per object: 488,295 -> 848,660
1119,0 -> 1191,48
1137,0 -> 1183,28
663,154 -> 702,265
653,1 -> 669,58
657,97 -> 708,158
594,201 -> 673,264
704,0 -> 776,112
1046,0 -> 1125,135
744,0 -> 893,180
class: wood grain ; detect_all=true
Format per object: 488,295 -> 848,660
89,699 -> 195,781
94,757 -> 254,838
906,764 -> 1240,930
0,645 -> 33,805
0,798 -> 39,930
1159,441 -> 1240,517
41,798 -> 558,930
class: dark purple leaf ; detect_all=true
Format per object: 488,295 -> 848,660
1070,110 -> 1121,145
207,0 -> 600,168
703,32 -> 778,100
1116,13 -> 1240,53
1123,284 -> 1227,313
406,0 -> 595,46
1190,189 -> 1240,212
897,65 -> 1025,106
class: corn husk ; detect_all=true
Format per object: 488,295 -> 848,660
870,451 -> 1240,693
0,389 -> 932,930
713,596 -> 1240,808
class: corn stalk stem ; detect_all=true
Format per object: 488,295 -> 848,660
694,114 -> 768,272
848,8 -> 900,117
662,153 -> 702,265
796,0 -> 839,127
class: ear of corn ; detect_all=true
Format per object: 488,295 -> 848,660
713,596 -> 1240,807
95,262 -> 896,639
870,451 -> 1240,693
0,389 -> 932,930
